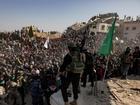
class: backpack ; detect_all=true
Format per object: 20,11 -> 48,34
66,51 -> 85,73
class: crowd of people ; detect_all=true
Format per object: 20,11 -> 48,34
0,30 -> 66,105
0,27 -> 140,105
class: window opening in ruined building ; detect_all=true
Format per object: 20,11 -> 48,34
101,25 -> 105,30
126,27 -> 129,30
93,25 -> 96,29
132,27 -> 136,30
108,26 -> 111,31
124,33 -> 128,35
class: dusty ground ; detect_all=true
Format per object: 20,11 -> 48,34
24,75 -> 140,105
107,75 -> 140,105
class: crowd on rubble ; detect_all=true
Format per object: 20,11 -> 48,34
0,28 -> 140,105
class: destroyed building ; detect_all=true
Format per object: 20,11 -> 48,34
63,13 -> 120,52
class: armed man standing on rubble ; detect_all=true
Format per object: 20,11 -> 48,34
60,43 -> 85,105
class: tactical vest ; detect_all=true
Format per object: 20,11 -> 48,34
66,51 -> 85,73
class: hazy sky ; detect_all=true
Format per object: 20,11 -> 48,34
0,0 -> 140,32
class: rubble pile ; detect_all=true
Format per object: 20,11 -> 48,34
107,76 -> 140,105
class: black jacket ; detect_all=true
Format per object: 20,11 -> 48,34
60,54 -> 72,72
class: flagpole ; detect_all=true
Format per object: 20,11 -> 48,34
103,55 -> 110,81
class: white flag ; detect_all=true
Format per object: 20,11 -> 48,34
44,37 -> 49,48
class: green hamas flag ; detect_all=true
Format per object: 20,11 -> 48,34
98,17 -> 116,56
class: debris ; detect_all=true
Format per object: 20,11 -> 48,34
128,94 -> 132,96
101,90 -> 104,94
110,91 -> 123,103
130,88 -> 140,92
